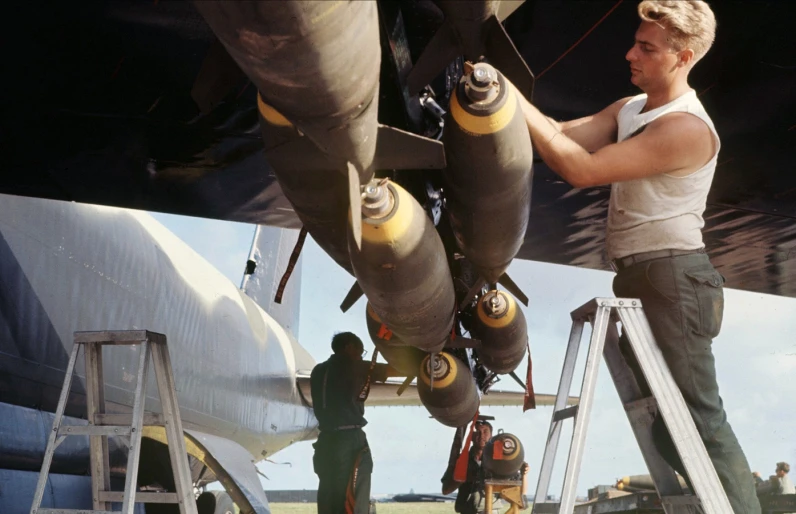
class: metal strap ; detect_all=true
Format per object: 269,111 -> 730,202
274,226 -> 308,304
358,349 -> 380,401
322,367 -> 329,410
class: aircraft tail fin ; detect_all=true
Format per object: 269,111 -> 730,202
240,225 -> 303,338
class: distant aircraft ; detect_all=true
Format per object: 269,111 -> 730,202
392,491 -> 457,503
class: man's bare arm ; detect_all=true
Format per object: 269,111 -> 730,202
554,98 -> 631,152
519,98 -> 714,188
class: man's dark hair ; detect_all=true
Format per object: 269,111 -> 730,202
777,462 -> 790,474
476,420 -> 493,432
331,332 -> 363,354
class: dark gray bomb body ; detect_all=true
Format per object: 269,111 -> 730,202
443,63 -> 534,285
196,1 -> 381,179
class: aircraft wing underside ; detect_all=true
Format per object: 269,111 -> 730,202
0,1 -> 793,298
295,375 -> 578,409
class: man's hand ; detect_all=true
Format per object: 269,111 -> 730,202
520,462 -> 529,476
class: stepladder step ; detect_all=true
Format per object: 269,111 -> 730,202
57,425 -> 132,437
97,491 -> 180,504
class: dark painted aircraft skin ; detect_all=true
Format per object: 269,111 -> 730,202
0,1 -> 793,298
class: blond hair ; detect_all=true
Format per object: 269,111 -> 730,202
638,1 -> 716,63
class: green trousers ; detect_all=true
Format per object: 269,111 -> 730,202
313,429 -> 373,514
613,252 -> 761,514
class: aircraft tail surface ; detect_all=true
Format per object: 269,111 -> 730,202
240,225 -> 303,340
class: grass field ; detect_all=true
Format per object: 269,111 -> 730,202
269,503 -> 531,513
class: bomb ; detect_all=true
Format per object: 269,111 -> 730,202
196,1 -> 381,178
417,352 -> 480,428
198,2 -> 445,249
616,475 -> 688,492
348,180 -> 456,353
483,432 -> 525,478
442,62 -> 533,285
257,95 -> 353,274
471,289 -> 527,374
364,302 -> 426,376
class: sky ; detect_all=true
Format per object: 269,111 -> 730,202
151,211 -> 796,497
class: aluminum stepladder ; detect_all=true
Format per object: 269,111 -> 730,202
30,330 -> 198,514
531,298 -> 733,514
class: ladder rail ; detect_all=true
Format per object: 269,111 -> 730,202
120,340 -> 151,514
30,344 -> 82,514
618,307 -> 733,514
533,319 -> 586,506
151,341 -> 198,514
601,321 -> 685,497
557,305 -> 611,514
85,343 -> 111,511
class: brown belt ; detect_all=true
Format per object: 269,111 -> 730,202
610,248 -> 705,272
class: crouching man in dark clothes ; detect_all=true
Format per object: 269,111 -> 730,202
310,332 -> 397,514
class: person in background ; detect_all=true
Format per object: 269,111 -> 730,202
441,419 -> 529,514
755,461 -> 795,496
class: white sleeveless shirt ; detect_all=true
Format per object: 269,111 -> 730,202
605,90 -> 721,260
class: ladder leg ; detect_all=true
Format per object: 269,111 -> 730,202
85,343 -> 111,510
557,305 -> 612,514
533,319 -> 585,511
121,341 -> 151,514
151,340 -> 198,514
30,343 -> 81,514
602,321 -> 685,498
618,307 -> 732,514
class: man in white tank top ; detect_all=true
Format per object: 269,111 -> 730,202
509,1 -> 760,513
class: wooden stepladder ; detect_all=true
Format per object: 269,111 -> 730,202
30,330 -> 198,514
531,298 -> 733,514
